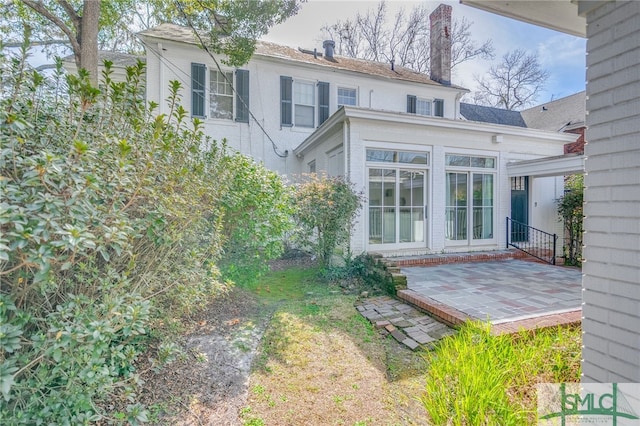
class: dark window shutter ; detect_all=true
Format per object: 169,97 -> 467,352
318,81 -> 330,125
407,95 -> 417,114
235,69 -> 249,123
434,98 -> 444,117
191,63 -> 206,118
280,76 -> 293,127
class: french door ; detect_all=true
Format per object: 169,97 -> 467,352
445,172 -> 494,244
368,168 -> 427,248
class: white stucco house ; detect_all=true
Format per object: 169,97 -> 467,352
139,4 -> 577,259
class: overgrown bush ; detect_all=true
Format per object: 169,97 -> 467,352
0,44 -> 290,423
218,154 -> 294,284
320,253 -> 389,296
292,174 -> 363,267
557,175 -> 583,266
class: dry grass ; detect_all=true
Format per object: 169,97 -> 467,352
242,294 -> 430,426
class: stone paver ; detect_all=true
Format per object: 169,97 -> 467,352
355,296 -> 454,350
401,259 -> 581,323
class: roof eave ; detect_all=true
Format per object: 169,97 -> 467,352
295,106 -> 577,157
294,107 -> 347,157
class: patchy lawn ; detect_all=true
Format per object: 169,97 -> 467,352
137,259 -> 582,425
240,266 -> 429,426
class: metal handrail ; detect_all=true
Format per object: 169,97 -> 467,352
506,217 -> 557,265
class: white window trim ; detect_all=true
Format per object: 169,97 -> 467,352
209,69 -> 234,120
364,143 -> 432,251
293,79 -> 316,128
416,97 -> 433,116
444,150 -> 498,247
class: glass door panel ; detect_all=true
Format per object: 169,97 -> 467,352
368,168 -> 396,244
445,172 -> 468,240
368,168 -> 383,244
472,173 -> 494,240
399,170 -> 425,243
369,167 -> 426,246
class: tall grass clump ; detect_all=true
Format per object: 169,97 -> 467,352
0,41 -> 291,423
422,322 -> 581,425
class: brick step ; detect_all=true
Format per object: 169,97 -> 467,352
384,249 -> 530,268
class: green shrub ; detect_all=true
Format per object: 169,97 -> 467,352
218,154 -> 294,284
557,175 -> 583,266
0,45 -> 291,422
292,174 -> 363,267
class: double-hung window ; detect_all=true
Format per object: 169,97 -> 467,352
416,98 -> 432,116
210,70 -> 233,119
294,81 -> 315,127
191,63 -> 249,122
407,95 -> 444,117
281,77 -> 331,128
338,87 -> 357,107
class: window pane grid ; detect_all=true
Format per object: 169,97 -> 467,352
446,154 -> 496,169
416,98 -> 432,116
294,81 -> 315,127
294,81 -> 315,105
338,87 -> 357,106
366,149 -> 428,165
210,70 -> 233,119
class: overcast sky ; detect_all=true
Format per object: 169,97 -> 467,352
262,0 -> 586,104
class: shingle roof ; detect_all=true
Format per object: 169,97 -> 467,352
63,51 -> 145,67
139,23 -> 465,89
520,91 -> 585,132
459,103 -> 527,127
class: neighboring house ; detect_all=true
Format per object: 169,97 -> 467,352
521,91 -> 586,155
138,4 -> 576,257
63,51 -> 145,84
460,103 -> 527,127
462,0 -> 640,384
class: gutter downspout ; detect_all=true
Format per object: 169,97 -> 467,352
343,117 -> 355,251
157,42 -> 164,114
454,91 -> 464,119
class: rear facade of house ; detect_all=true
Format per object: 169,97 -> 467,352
139,5 -> 576,258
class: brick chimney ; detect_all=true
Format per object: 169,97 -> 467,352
430,3 -> 452,86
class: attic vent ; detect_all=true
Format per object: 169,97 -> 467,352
323,40 -> 335,59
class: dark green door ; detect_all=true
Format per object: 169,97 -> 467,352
510,177 -> 528,242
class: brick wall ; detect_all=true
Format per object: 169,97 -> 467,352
563,128 -> 585,154
582,0 -> 640,382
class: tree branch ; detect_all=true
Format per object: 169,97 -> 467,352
3,39 -> 70,48
22,0 -> 81,58
56,0 -> 81,33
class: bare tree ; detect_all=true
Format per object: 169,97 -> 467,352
451,17 -> 494,69
357,1 -> 387,62
320,1 -> 493,75
473,49 -> 550,110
